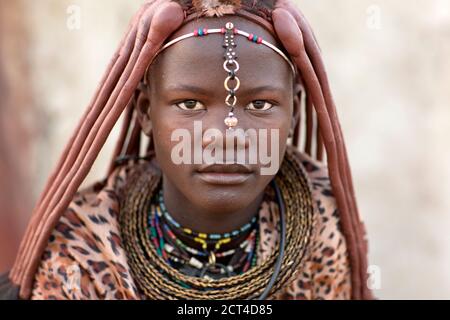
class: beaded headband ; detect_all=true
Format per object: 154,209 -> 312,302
144,21 -> 297,130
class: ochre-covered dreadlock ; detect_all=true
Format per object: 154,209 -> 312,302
8,0 -> 372,300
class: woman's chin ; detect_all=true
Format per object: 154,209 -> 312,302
189,188 -> 259,215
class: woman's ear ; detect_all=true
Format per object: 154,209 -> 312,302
135,82 -> 152,136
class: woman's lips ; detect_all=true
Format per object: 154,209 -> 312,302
196,172 -> 252,185
196,164 -> 253,185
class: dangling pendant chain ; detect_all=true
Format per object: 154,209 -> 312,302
223,22 -> 240,130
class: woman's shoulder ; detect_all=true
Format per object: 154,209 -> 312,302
30,161 -> 144,300
275,151 -> 352,300
49,160 -> 134,256
295,151 -> 337,218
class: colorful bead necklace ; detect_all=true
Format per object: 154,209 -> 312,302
158,189 -> 257,243
148,194 -> 260,280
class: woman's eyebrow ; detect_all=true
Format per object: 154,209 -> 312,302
166,84 -> 211,96
243,85 -> 286,96
165,84 -> 285,96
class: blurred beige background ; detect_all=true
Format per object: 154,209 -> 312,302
0,0 -> 449,299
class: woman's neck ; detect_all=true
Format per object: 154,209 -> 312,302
161,176 -> 264,244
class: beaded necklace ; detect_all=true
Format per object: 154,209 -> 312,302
148,193 -> 260,280
158,189 -> 257,243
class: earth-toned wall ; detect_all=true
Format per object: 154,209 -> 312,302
1,0 -> 449,299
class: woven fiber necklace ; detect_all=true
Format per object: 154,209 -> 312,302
119,147 -> 314,300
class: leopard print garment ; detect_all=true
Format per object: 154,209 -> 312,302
30,152 -> 352,300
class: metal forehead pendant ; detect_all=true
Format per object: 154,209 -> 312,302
223,22 -> 240,130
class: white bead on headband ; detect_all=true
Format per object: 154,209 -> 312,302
144,22 -> 297,130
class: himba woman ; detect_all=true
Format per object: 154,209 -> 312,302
0,0 -> 373,300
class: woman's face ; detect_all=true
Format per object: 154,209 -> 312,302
138,15 -> 295,215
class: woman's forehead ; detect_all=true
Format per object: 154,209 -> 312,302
148,15 -> 292,94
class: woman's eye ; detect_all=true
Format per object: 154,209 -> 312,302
246,100 -> 274,111
175,100 -> 205,111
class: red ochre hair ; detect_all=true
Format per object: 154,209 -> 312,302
9,0 -> 373,299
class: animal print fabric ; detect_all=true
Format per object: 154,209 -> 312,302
31,152 -> 351,300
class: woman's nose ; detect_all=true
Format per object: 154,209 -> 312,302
200,108 -> 250,151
